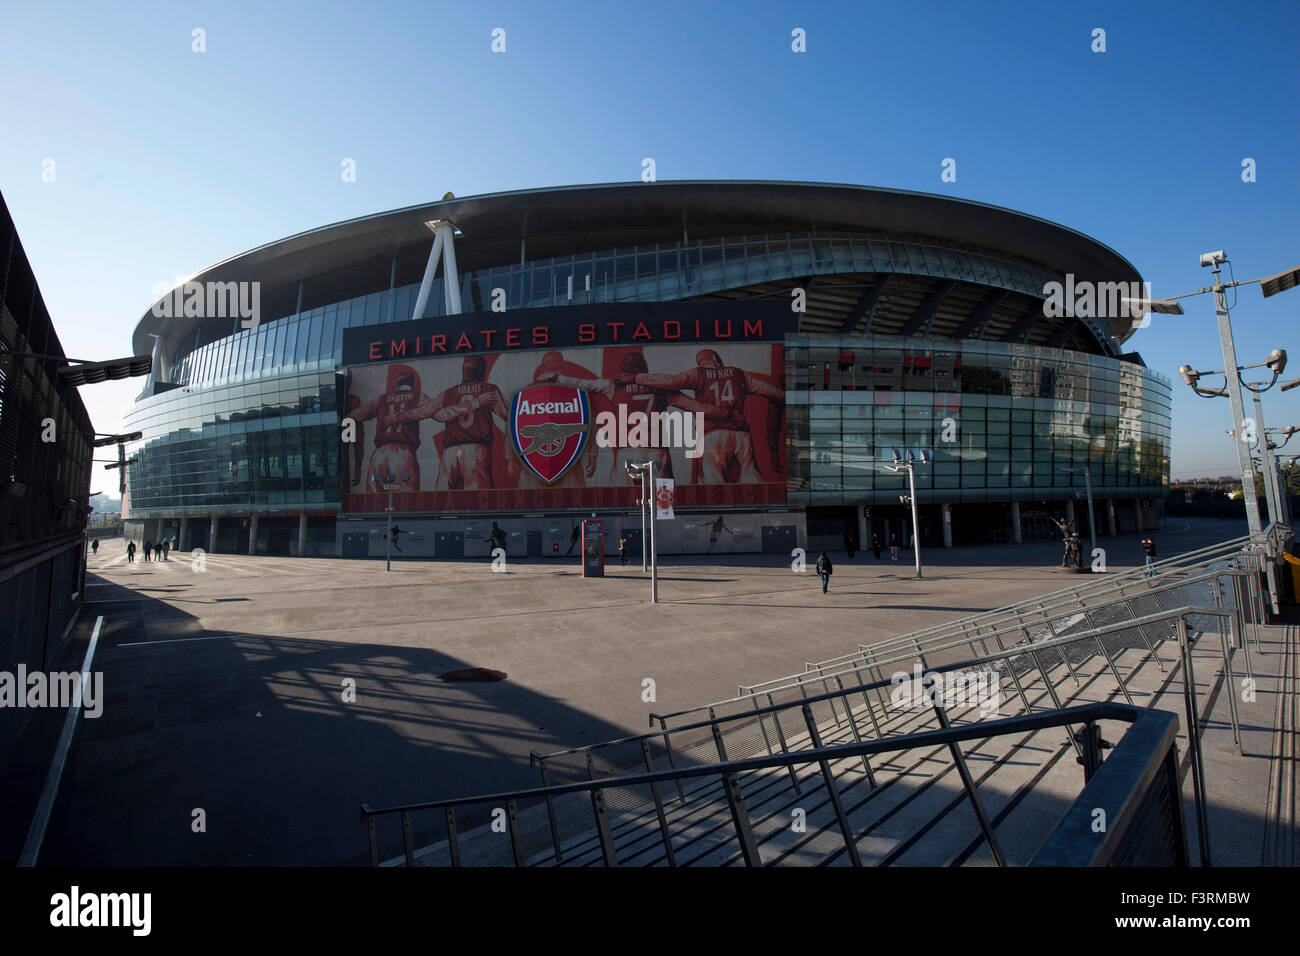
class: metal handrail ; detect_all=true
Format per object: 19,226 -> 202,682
659,548 -> 1262,726
362,702 -> 1175,867
530,561 -> 1241,772
414,594 -> 1247,866
520,556 -> 1260,796
1031,705 -> 1186,866
365,532 -> 1271,866
804,533 -> 1260,682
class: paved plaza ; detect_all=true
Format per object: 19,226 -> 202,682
16,517 -> 1272,865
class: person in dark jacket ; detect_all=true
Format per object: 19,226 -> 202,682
816,551 -> 833,594
871,533 -> 882,560
1141,536 -> 1157,576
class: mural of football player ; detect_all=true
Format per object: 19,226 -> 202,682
349,364 -> 434,492
401,354 -> 510,491
623,348 -> 785,484
538,350 -> 738,485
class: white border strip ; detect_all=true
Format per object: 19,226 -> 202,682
18,615 -> 104,867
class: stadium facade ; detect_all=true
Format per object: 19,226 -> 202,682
121,182 -> 1171,558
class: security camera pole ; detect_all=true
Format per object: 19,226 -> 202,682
884,449 -> 930,580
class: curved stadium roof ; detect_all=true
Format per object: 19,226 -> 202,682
133,181 -> 1145,358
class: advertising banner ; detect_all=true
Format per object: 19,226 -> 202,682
341,305 -> 788,514
655,478 -> 675,520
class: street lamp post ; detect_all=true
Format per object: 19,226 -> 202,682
1064,465 -> 1097,562
884,449 -> 930,580
1209,259 -> 1264,538
647,459 -> 657,602
1128,253 -> 1300,539
376,481 -> 403,571
1127,253 -> 1300,618
626,460 -> 658,602
1261,425 -> 1298,526
1249,393 -> 1285,527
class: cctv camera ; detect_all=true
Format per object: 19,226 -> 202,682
1199,250 -> 1226,268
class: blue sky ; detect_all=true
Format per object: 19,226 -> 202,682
2,0 -> 1297,494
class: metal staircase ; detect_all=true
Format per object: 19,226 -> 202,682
361,525 -> 1291,866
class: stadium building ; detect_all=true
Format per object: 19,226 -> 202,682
121,182 -> 1171,558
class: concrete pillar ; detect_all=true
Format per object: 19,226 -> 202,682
248,515 -> 259,555
1010,501 -> 1023,544
209,517 -> 219,554
856,505 -> 868,556
297,512 -> 308,556
1133,498 -> 1144,534
179,517 -> 189,551
1065,499 -> 1076,527
941,503 -> 953,548
1105,500 -> 1117,536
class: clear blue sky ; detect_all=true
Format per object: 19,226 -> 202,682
2,0 -> 1297,495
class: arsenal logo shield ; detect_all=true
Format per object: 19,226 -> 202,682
510,385 -> 591,484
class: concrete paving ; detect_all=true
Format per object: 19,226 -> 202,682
23,516 -> 1267,865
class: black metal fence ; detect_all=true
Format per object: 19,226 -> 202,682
0,188 -> 95,760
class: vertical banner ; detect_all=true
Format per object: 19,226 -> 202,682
655,478 -> 675,520
581,519 -> 604,577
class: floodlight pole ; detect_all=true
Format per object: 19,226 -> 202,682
1250,392 -> 1285,528
1065,466 -> 1097,561
1209,261 -> 1264,538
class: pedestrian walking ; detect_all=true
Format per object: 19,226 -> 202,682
815,551 -> 833,594
91,538 -> 99,555
143,540 -> 152,561
127,541 -> 136,563
871,533 -> 881,560
844,530 -> 857,559
1141,536 -> 1157,577
619,535 -> 628,566
160,538 -> 168,560
889,537 -> 900,562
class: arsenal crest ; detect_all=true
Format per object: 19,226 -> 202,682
510,385 -> 591,483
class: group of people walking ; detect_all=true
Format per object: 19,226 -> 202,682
125,538 -> 172,563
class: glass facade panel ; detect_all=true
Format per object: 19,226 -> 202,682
784,333 -> 1171,508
